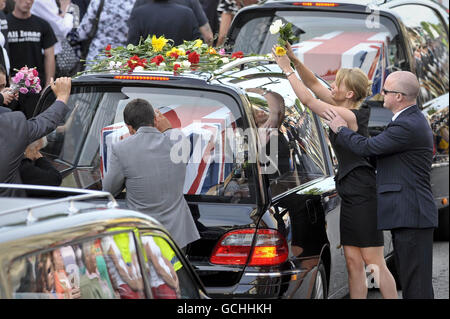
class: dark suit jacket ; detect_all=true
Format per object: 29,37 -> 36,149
127,1 -> 200,46
336,105 -> 438,230
0,100 -> 69,197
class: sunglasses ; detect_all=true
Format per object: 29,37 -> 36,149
382,88 -> 407,96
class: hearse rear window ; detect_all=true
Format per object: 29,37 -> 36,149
38,86 -> 257,203
232,10 -> 403,96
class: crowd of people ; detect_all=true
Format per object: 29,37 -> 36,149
0,0 -> 254,118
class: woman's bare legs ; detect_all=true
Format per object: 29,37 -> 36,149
343,245 -> 368,298
361,246 -> 398,299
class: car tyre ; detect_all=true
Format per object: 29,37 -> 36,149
311,261 -> 328,299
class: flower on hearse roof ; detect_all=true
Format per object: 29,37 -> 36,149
151,35 -> 169,52
83,35 -> 271,75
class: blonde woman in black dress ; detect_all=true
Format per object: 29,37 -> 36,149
272,44 -> 397,299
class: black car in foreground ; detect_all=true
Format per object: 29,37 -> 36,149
32,56 -> 397,299
226,0 -> 449,240
0,184 -> 208,299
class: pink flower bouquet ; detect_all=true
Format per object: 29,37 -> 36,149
11,66 -> 42,94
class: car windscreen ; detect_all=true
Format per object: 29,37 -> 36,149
38,85 -> 257,204
231,10 -> 402,92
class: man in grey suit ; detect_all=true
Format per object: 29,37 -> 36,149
102,98 -> 200,250
0,77 -> 72,197
323,71 -> 438,299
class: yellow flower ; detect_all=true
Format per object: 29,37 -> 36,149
177,48 -> 186,56
166,48 -> 177,57
275,46 -> 287,56
194,39 -> 203,48
208,47 -> 217,55
152,35 -> 168,52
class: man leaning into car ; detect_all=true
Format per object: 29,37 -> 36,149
0,77 -> 72,197
102,99 -> 200,251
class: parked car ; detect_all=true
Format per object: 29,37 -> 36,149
226,0 -> 449,240
30,55 -> 398,299
0,184 -> 208,299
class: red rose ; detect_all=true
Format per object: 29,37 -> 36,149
105,44 -> 112,57
188,51 -> 200,64
169,52 -> 179,59
151,55 -> 165,66
32,69 -> 39,77
127,55 -> 147,70
173,63 -> 181,71
231,51 -> 244,59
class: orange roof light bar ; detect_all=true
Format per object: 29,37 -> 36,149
293,2 -> 340,7
114,75 -> 170,81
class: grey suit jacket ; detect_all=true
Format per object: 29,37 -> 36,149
102,126 -> 200,248
0,100 -> 70,197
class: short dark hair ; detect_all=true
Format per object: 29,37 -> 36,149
0,64 -> 7,76
123,98 -> 155,130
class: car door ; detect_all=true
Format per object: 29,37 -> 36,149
242,71 -> 348,298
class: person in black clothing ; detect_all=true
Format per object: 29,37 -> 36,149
0,8 -> 9,81
272,43 -> 398,299
199,0 -> 220,38
127,0 -> 200,46
132,0 -> 213,46
71,0 -> 90,20
20,136 -> 63,196
6,0 -> 57,119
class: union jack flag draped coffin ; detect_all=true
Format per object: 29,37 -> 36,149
100,105 -> 237,195
291,31 -> 391,96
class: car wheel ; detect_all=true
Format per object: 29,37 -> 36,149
434,206 -> 449,241
311,261 -> 328,299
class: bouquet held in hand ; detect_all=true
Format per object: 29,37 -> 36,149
270,19 -> 299,56
11,66 -> 42,94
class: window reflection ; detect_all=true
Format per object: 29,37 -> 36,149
244,76 -> 327,197
10,232 -> 145,299
140,233 -> 200,299
392,4 -> 449,104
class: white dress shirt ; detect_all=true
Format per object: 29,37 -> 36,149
392,105 -> 414,121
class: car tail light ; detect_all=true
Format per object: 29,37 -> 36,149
293,2 -> 340,7
114,75 -> 170,81
210,229 -> 289,266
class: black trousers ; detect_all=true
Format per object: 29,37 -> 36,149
391,228 -> 435,299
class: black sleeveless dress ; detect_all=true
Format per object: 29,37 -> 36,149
329,105 -> 384,247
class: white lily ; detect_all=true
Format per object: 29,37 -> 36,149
134,66 -> 145,72
269,19 -> 284,35
221,57 -> 230,64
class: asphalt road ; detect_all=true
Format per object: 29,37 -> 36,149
366,241 -> 449,299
